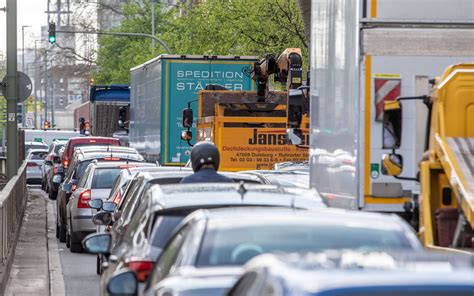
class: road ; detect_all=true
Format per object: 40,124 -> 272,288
6,187 -> 99,296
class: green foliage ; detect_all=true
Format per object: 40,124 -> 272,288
95,0 -> 308,85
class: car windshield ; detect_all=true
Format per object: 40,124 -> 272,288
91,168 -> 121,189
196,221 -> 414,267
150,215 -> 186,248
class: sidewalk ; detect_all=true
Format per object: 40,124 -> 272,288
5,188 -> 65,296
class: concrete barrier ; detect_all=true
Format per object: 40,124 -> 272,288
0,162 -> 27,294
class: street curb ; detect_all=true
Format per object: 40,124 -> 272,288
46,198 -> 66,296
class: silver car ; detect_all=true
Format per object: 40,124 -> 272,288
26,149 -> 48,184
66,161 -> 131,252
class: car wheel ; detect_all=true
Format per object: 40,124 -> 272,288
58,217 -> 67,243
69,219 -> 83,253
55,214 -> 60,239
96,255 -> 101,275
48,189 -> 56,200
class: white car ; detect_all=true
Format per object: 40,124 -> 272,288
26,149 -> 48,184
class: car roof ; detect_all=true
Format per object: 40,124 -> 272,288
76,146 -> 138,153
241,252 -> 474,294
146,184 -> 325,212
67,136 -> 119,143
188,206 -> 412,229
87,161 -> 146,169
25,141 -> 47,145
74,151 -> 144,161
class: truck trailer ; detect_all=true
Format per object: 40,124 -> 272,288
129,55 -> 257,164
305,0 -> 474,216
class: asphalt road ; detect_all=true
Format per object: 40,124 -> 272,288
46,187 -> 100,296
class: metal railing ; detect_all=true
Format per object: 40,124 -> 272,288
0,162 -> 27,262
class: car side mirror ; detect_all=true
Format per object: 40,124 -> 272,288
107,270 -> 138,296
382,100 -> 402,149
181,130 -> 193,141
82,233 -> 111,254
92,212 -> 113,226
102,201 -> 117,213
88,199 -> 103,210
182,108 -> 193,128
381,153 -> 403,176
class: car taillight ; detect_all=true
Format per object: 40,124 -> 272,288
53,164 -> 59,174
27,162 -> 37,167
77,189 -> 91,208
112,191 -> 121,205
103,157 -> 120,161
125,259 -> 154,282
62,159 -> 69,168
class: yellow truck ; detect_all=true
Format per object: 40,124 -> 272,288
194,90 -> 308,171
382,63 -> 474,251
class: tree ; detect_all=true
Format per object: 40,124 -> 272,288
94,0 -> 308,85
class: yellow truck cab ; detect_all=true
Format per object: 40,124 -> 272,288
382,63 -> 474,251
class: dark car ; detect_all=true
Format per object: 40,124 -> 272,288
105,207 -> 421,296
56,147 -> 144,242
83,184 -> 325,296
228,252 -> 474,296
41,140 -> 67,191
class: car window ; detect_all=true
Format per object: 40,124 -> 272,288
108,174 -> 123,200
150,215 -> 186,249
53,144 -> 65,154
228,271 -> 259,296
91,168 -> 121,189
150,225 -> 190,284
77,166 -> 92,188
197,222 -> 415,267
73,160 -> 93,180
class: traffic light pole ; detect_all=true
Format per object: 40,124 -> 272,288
5,0 -> 19,178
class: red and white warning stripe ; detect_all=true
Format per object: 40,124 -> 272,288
374,79 -> 401,121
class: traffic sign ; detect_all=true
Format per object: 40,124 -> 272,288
1,71 -> 33,102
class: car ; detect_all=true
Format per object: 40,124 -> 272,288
42,140 -> 67,192
106,207 -> 422,296
83,183 -> 326,296
56,147 -> 144,242
66,161 -> 141,252
227,251 -> 474,296
26,149 -> 49,184
61,137 -> 120,169
24,141 -> 48,155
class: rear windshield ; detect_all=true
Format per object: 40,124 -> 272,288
197,222 -> 414,267
29,151 -> 48,160
91,168 -> 121,189
150,178 -> 183,185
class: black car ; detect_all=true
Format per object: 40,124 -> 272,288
56,148 -> 144,242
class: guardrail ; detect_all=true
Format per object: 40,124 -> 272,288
0,162 -> 27,293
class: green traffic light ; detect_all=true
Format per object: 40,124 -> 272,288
49,36 -> 56,43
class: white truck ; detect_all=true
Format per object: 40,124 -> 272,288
306,0 -> 474,220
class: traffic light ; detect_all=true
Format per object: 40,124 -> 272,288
44,120 -> 50,129
48,22 -> 56,43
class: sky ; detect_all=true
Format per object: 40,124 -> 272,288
0,0 -> 48,55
